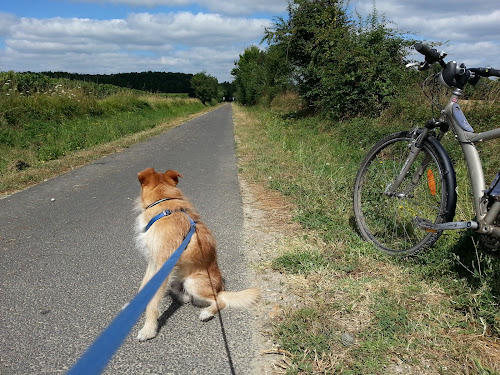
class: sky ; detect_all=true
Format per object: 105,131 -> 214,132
0,0 -> 499,83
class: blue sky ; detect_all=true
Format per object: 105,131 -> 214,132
1,1 -> 499,82
0,1 -> 280,20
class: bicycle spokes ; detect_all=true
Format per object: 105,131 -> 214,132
353,132 -> 454,255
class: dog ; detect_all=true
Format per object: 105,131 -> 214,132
134,167 -> 260,341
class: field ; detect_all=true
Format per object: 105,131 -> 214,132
233,88 -> 499,374
0,71 -> 210,194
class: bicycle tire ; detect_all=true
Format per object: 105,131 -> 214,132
353,131 -> 456,255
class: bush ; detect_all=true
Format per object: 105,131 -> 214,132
260,0 -> 414,119
190,72 -> 219,104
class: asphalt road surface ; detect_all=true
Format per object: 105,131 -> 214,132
0,104 -> 259,375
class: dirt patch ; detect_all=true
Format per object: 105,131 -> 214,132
239,178 -> 304,374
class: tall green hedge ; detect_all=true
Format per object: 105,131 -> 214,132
233,0 -> 414,119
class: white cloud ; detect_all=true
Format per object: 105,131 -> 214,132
125,12 -> 271,45
0,12 -> 19,37
351,0 -> 500,68
0,11 -> 271,81
76,0 -> 288,17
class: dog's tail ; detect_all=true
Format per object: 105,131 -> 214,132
199,288 -> 260,321
218,288 -> 260,309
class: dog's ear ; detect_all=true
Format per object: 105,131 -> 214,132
164,170 -> 183,186
138,168 -> 155,185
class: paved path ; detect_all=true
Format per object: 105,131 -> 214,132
0,104 -> 257,374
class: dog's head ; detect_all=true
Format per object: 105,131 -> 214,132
137,168 -> 183,203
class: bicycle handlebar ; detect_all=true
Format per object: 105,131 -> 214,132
469,67 -> 500,78
414,42 -> 500,89
414,43 -> 446,68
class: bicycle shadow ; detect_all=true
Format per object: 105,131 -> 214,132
448,232 -> 500,307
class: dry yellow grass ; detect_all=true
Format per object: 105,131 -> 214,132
233,103 -> 500,374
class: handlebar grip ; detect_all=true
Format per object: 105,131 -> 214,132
414,43 -> 443,64
415,42 -> 432,56
470,67 -> 500,78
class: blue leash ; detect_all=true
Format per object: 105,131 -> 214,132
67,211 -> 196,375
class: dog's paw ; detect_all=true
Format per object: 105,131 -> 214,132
137,325 -> 157,341
199,309 -> 215,322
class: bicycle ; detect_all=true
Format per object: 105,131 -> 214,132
353,42 -> 500,256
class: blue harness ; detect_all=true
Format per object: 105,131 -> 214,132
144,208 -> 190,232
144,198 -> 196,233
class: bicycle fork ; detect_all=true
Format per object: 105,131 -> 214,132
384,127 -> 430,198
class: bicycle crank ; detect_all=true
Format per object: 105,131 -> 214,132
414,217 -> 479,232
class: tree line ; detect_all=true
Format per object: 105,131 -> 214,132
42,71 -> 195,95
41,71 -> 235,105
231,0 -> 415,120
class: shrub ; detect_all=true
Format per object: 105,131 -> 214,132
261,0 -> 414,119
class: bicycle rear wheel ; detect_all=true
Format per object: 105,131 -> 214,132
353,131 -> 456,255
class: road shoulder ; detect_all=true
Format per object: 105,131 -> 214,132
240,178 -> 303,374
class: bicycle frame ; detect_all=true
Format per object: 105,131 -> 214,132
443,88 -> 500,229
388,88 -> 500,237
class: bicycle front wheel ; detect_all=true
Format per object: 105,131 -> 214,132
353,131 -> 456,255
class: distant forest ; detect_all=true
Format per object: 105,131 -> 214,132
41,71 -> 196,96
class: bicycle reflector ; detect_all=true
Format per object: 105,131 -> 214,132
427,169 -> 437,196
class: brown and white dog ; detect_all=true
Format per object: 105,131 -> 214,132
134,167 -> 260,341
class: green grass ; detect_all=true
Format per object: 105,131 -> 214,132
0,72 -> 210,194
1,94 -> 203,162
272,249 -> 330,274
234,91 -> 500,374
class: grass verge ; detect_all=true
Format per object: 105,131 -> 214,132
233,102 -> 499,374
0,95 -> 217,196
1,71 -> 220,195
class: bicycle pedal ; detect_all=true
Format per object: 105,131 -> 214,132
414,217 -> 438,232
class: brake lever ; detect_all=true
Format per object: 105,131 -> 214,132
419,61 -> 431,71
405,61 -> 430,71
405,62 -> 420,69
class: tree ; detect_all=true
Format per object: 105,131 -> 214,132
264,0 -> 412,119
190,72 -> 219,105
231,44 -> 292,105
219,81 -> 235,101
231,46 -> 266,105
41,71 -> 195,95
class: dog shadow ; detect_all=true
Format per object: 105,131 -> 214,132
156,297 -> 183,331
